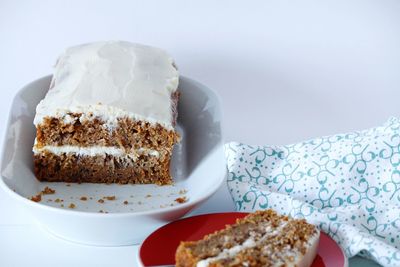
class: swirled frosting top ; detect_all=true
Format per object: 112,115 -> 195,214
34,41 -> 179,130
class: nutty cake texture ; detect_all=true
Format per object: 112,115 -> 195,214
175,210 -> 320,267
33,41 -> 180,185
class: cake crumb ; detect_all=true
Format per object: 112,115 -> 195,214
42,186 -> 55,195
145,194 -> 152,198
98,199 -> 105,203
123,200 -> 129,205
30,186 -> 57,202
175,197 -> 188,204
89,197 -> 93,200
80,196 -> 88,201
30,194 -> 42,202
179,189 -> 187,195
46,199 -> 53,202
103,196 -> 116,201
66,184 -> 71,187
54,198 -> 63,203
138,201 -> 142,205
61,204 -> 64,207
68,203 -> 76,209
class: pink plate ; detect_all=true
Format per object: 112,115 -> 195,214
139,212 -> 347,267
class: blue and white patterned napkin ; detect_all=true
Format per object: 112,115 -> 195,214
225,117 -> 400,267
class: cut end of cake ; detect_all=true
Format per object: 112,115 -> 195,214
175,210 -> 320,267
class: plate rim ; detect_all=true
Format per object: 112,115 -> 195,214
139,211 -> 348,267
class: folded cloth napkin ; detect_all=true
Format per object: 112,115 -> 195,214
225,117 -> 400,267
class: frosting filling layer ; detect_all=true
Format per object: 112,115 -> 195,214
196,222 -> 319,267
33,145 -> 160,158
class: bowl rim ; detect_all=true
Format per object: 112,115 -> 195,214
0,75 -> 226,218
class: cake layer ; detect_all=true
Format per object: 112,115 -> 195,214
35,114 -> 179,151
175,210 -> 319,267
34,150 -> 172,185
34,41 -> 179,130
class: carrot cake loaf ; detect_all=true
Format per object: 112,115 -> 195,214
176,210 -> 320,267
33,41 -> 180,185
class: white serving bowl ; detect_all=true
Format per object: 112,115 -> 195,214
0,76 -> 225,246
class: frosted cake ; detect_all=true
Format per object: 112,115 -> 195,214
33,41 -> 180,185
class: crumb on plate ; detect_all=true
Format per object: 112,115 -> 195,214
175,197 -> 188,204
179,189 -> 188,195
30,194 -> 42,202
42,186 -> 55,195
29,186 -> 57,202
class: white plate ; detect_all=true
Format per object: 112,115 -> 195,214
0,76 -> 225,246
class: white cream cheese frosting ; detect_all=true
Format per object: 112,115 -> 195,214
33,144 -> 160,159
196,237 -> 257,267
34,41 -> 179,130
196,222 -> 320,267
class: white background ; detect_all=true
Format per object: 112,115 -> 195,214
1,0 -> 399,266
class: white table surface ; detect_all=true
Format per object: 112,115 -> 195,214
1,0 -> 399,266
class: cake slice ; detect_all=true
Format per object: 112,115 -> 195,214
176,210 -> 320,267
33,41 -> 180,185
